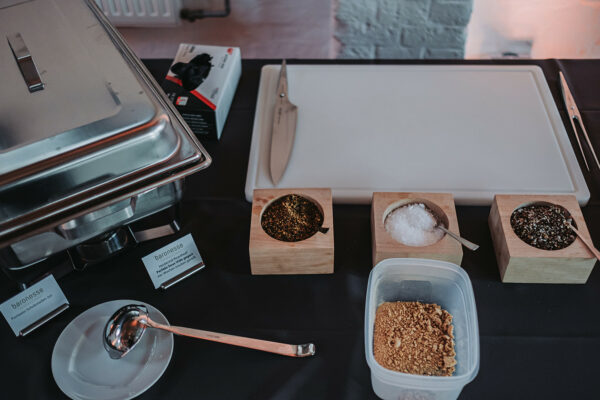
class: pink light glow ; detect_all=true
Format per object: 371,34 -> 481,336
466,0 -> 600,58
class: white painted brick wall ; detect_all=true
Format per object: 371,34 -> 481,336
335,0 -> 474,59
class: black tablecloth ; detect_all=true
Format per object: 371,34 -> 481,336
1,59 -> 599,400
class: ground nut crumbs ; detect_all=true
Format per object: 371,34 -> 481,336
373,301 -> 456,376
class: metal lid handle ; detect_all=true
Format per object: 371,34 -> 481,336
7,32 -> 45,92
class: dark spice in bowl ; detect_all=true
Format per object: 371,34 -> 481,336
510,204 -> 576,250
261,194 -> 325,242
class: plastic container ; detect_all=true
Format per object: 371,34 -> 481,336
365,258 -> 480,400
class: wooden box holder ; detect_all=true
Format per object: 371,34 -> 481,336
249,188 -> 334,275
371,192 -> 463,266
489,194 -> 596,284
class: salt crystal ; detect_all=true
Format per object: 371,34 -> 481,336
384,203 -> 444,246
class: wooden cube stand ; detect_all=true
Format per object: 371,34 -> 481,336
489,194 -> 596,284
249,188 -> 334,275
371,192 -> 463,266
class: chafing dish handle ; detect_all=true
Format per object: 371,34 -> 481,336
56,198 -> 137,241
7,32 -> 45,93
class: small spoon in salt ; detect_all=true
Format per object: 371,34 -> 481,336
435,224 -> 479,251
565,222 -> 600,261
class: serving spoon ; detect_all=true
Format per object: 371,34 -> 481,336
435,224 -> 479,251
433,221 -> 479,251
103,304 -> 315,359
565,222 -> 600,261
416,204 -> 478,251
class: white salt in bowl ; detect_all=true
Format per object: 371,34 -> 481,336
365,258 -> 480,400
383,200 -> 448,247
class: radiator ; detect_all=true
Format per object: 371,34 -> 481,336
94,0 -> 182,27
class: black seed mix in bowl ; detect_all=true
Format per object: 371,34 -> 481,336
510,204 -> 576,250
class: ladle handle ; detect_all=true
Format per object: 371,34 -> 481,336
437,225 -> 479,251
146,320 -> 315,358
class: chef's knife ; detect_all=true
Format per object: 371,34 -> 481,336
270,60 -> 298,185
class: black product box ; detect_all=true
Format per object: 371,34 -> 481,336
162,44 -> 241,140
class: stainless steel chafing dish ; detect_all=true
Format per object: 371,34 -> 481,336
0,0 -> 211,270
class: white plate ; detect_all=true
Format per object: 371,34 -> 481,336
51,300 -> 174,400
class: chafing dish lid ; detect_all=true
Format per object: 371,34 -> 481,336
0,0 -> 210,238
0,0 -> 156,177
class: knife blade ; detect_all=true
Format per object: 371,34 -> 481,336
270,60 -> 298,185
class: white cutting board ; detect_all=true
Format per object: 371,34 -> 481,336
245,65 -> 589,205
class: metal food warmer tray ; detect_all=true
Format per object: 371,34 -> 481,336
0,0 -> 211,273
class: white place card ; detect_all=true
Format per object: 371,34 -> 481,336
0,275 -> 69,336
142,233 -> 205,289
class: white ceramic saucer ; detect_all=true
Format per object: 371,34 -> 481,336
51,300 -> 174,400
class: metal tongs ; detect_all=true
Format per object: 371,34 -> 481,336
559,71 -> 600,171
